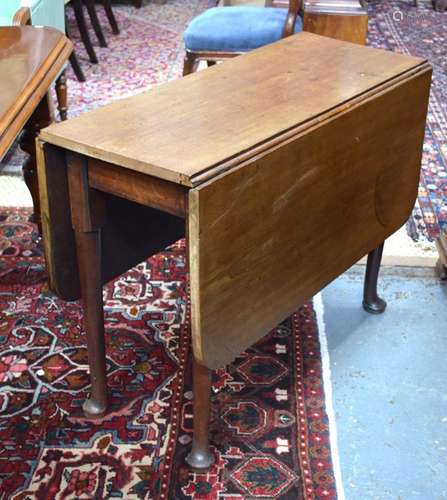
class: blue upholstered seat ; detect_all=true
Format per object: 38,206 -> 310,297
184,7 -> 303,53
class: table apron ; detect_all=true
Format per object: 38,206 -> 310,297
88,158 -> 188,218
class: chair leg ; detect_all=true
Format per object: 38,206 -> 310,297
55,70 -> 68,121
185,357 -> 214,470
84,0 -> 107,47
67,154 -> 108,418
66,12 -> 86,82
363,242 -> 387,314
103,0 -> 120,35
71,0 -> 99,64
69,51 -> 86,82
433,0 -> 447,11
183,52 -> 197,76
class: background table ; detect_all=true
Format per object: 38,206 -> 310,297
0,26 -> 72,227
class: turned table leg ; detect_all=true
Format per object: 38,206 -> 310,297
67,153 -> 108,417
363,242 -> 387,314
55,70 -> 68,121
185,357 -> 214,470
20,94 -> 53,233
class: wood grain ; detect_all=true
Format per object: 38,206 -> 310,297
39,32 -> 425,186
189,66 -> 432,368
303,0 -> 368,46
37,141 -> 81,300
303,11 -> 368,45
88,159 -> 188,218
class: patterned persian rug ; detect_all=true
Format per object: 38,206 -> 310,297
0,209 -> 336,499
64,0 -> 211,116
367,0 -> 447,242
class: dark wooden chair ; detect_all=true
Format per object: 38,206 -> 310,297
102,0 -> 120,34
183,0 -> 302,75
67,0 -> 98,64
65,13 -> 86,82
84,0 -> 108,48
64,0 -> 120,81
81,0 -> 120,47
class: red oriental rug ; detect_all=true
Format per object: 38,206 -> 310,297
0,208 -> 336,499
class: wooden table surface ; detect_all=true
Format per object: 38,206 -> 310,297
0,26 -> 72,160
40,32 -> 426,187
38,32 -> 431,369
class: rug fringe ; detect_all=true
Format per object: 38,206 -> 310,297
314,293 -> 345,500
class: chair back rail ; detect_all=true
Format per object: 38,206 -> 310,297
12,6 -> 31,26
283,0 -> 302,37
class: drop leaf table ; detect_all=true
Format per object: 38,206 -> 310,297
37,32 -> 431,469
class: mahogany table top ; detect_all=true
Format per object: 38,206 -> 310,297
0,26 -> 72,160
